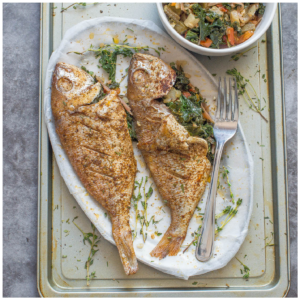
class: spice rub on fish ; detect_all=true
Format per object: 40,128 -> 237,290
51,62 -> 138,275
127,54 -> 211,259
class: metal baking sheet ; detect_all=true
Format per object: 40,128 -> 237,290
37,3 -> 290,297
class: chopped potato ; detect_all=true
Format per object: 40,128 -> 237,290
163,87 -> 182,103
184,13 -> 199,28
241,23 -> 256,33
248,4 -> 259,18
230,10 -> 240,25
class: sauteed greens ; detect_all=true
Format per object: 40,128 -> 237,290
164,63 -> 215,162
164,3 -> 266,48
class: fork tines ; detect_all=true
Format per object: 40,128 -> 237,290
216,77 -> 239,122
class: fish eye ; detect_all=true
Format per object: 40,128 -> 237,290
131,68 -> 150,85
57,77 -> 73,92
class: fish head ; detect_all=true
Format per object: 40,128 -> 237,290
52,62 -> 102,111
127,53 -> 176,102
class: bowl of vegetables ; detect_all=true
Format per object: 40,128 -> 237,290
157,3 -> 277,56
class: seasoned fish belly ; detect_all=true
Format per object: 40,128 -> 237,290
127,54 -> 211,259
51,62 -> 138,274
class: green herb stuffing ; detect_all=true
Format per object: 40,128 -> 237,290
166,63 -> 215,162
126,112 -> 137,141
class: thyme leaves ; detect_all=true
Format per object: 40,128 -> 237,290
236,257 -> 250,279
73,220 -> 101,286
226,68 -> 268,122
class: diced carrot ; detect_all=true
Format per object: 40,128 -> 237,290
200,37 -> 213,48
226,27 -> 235,46
182,91 -> 191,98
235,31 -> 254,44
216,4 -> 228,12
171,3 -> 176,6
188,83 -> 196,93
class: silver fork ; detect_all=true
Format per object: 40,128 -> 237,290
195,77 -> 239,262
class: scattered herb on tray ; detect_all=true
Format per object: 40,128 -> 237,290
264,232 -> 274,248
61,2 -> 98,13
230,46 -> 257,61
236,257 -> 250,279
73,220 -> 101,286
226,68 -> 268,122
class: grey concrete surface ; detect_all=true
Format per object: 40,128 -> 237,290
3,3 -> 297,297
3,3 -> 40,298
281,3 -> 298,298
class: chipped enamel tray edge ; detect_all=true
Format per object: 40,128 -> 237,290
37,3 -> 290,297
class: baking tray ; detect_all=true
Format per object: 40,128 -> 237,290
37,3 -> 290,297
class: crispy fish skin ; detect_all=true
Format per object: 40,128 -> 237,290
51,62 -> 138,274
127,54 -> 211,259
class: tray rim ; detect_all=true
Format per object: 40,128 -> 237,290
37,3 -> 290,297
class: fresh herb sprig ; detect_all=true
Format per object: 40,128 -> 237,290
132,178 -> 143,240
131,176 -> 155,242
226,68 -> 268,122
222,166 -> 235,204
73,220 -> 101,286
142,176 -> 154,231
182,225 -> 202,253
216,198 -> 242,233
236,257 -> 250,279
215,205 -> 232,219
264,232 -> 274,248
61,2 -> 98,13
230,46 -> 257,61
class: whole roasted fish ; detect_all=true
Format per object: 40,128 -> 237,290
127,54 -> 211,259
51,62 -> 138,274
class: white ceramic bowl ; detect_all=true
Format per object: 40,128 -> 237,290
157,3 -> 277,56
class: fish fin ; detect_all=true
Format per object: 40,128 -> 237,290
112,218 -> 138,275
150,229 -> 185,259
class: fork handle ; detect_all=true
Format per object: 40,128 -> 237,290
195,140 -> 225,262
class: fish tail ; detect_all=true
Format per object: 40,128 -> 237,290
150,226 -> 186,259
112,217 -> 138,275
